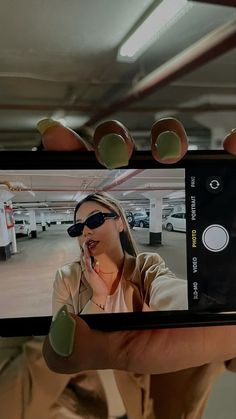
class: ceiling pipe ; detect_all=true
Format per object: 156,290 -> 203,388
0,104 -> 96,112
190,0 -> 236,7
0,181 -> 11,189
0,181 -> 17,191
84,19 -> 236,127
9,186 -> 182,194
0,104 -> 235,114
4,170 -> 146,194
102,169 -> 145,191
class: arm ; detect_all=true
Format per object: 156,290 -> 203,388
53,268 -> 75,315
140,253 -> 188,310
79,243 -> 109,314
54,262 -> 105,315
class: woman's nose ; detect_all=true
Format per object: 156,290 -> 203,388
82,224 -> 93,236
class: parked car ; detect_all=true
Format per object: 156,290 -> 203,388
14,220 -> 31,236
133,212 -> 149,228
163,212 -> 186,232
125,211 -> 135,229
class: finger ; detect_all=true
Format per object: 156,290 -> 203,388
43,306 -> 236,375
151,117 -> 188,164
83,243 -> 93,272
223,129 -> 236,156
43,309 -> 110,374
93,120 -> 135,169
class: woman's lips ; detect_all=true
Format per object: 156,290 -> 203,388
86,240 -> 99,251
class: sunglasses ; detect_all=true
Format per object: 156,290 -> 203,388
67,211 -> 118,237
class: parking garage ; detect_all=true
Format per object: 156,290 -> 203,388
0,167 -> 186,318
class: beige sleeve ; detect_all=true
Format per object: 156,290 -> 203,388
141,253 -> 188,311
52,269 -> 75,316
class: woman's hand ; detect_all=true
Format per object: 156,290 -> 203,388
82,243 -> 109,304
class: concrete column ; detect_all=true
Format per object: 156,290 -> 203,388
41,212 -> 46,231
8,202 -> 18,254
0,202 -> 11,260
143,190 -> 172,246
149,197 -> 163,246
29,210 -> 37,238
194,111 -> 235,149
210,126 -> 227,149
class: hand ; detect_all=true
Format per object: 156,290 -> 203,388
82,243 -> 109,302
43,122 -> 236,375
43,310 -> 236,375
223,129 -> 236,155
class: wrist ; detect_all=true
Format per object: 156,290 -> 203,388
91,299 -> 106,310
92,294 -> 107,306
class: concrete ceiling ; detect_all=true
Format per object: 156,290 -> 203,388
0,168 -> 185,213
0,0 -> 235,151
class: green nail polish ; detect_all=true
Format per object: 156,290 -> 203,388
49,305 -> 76,357
98,134 -> 129,169
155,131 -> 181,160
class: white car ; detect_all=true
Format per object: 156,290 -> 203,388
14,220 -> 31,236
163,212 -> 186,232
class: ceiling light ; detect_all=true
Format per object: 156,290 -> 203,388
117,0 -> 192,62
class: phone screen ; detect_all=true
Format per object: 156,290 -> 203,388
0,155 -> 236,333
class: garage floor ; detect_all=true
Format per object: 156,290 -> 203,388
1,225 -> 235,418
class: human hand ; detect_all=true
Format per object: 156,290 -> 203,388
36,117 -> 236,164
42,120 -> 236,375
43,307 -> 236,375
82,242 -> 109,304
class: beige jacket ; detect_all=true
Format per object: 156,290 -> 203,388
52,251 -> 188,315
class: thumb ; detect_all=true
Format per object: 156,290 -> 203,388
43,306 -> 110,374
223,129 -> 236,156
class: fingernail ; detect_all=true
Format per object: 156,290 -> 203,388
98,134 -> 129,169
49,305 -> 76,357
155,131 -> 181,161
37,118 -> 59,135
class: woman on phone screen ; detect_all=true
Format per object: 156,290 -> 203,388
53,191 -> 188,316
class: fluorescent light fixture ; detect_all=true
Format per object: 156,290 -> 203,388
117,0 -> 191,62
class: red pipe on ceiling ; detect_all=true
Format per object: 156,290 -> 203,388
190,1 -> 236,7
102,169 -> 145,191
84,20 -> 236,127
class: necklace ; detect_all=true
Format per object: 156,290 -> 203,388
95,261 -> 119,275
99,269 -> 119,275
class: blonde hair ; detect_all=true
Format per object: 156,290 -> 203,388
74,191 -> 138,257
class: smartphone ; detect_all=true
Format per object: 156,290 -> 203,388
0,150 -> 236,336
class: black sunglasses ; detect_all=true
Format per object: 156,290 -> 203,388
67,211 -> 118,237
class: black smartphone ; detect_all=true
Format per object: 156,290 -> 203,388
0,150 -> 236,336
